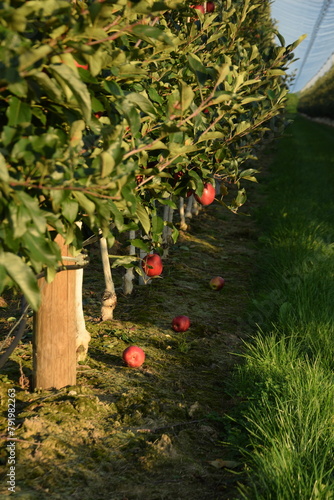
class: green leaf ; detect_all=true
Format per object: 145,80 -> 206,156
197,131 -> 225,143
31,71 -> 63,101
7,97 -> 32,127
121,100 -> 141,135
8,81 -> 28,98
215,63 -> 231,86
241,95 -> 265,105
234,188 -> 247,207
287,34 -> 307,52
22,231 -> 59,268
0,251 -> 40,311
15,191 -> 47,234
129,238 -> 150,252
100,151 -> 115,178
50,64 -> 91,122
210,91 -> 233,105
180,82 -> 195,113
109,201 -> 124,231
109,255 -> 138,268
17,0 -> 70,18
274,30 -> 286,47
0,153 -> 9,182
19,45 -> 52,71
73,191 -> 96,216
70,120 -> 85,147
148,87 -> 163,105
235,121 -> 251,135
136,204 -> 151,235
152,214 -> 164,236
62,199 -> 79,224
132,25 -> 174,46
239,168 -> 259,179
169,143 -> 198,156
125,92 -> 158,117
188,53 -> 209,85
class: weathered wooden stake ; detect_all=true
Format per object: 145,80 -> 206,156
33,234 -> 77,390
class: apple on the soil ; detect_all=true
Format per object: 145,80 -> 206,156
141,253 -> 163,277
172,315 -> 191,332
122,346 -> 146,368
194,182 -> 216,206
209,276 -> 225,291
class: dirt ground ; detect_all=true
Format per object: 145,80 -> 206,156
0,175 -> 263,499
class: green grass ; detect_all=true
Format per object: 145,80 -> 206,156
230,115 -> 334,499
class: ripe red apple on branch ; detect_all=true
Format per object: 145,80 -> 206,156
141,253 -> 163,277
206,2 -> 215,13
194,182 -> 216,206
191,2 -> 215,14
122,346 -> 146,368
191,4 -> 205,14
172,315 -> 191,332
209,276 -> 225,291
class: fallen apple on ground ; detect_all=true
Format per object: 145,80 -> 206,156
172,315 -> 191,332
122,346 -> 145,368
195,182 -> 216,206
209,276 -> 225,291
141,253 -> 163,277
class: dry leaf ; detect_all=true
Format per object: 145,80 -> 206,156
209,459 -> 241,469
0,296 -> 8,308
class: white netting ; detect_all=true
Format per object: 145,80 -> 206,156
270,0 -> 334,91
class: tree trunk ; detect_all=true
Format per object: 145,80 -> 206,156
138,247 -> 147,285
100,236 -> 117,321
75,268 -> 91,362
192,197 -> 200,216
123,230 -> 136,295
33,234 -> 77,390
162,203 -> 174,258
185,194 -> 194,218
179,196 -> 188,230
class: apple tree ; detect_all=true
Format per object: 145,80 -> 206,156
0,0 -> 303,388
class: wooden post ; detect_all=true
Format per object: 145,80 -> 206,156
33,234 -> 77,390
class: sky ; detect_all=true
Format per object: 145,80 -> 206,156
270,0 -> 334,92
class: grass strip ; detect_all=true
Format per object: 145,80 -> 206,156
229,114 -> 334,499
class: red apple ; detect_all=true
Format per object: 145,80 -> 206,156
209,276 -> 225,291
173,171 -> 184,181
191,4 -> 205,14
122,345 -> 145,368
206,1 -> 215,13
172,315 -> 191,332
195,182 -> 216,206
141,253 -> 163,277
